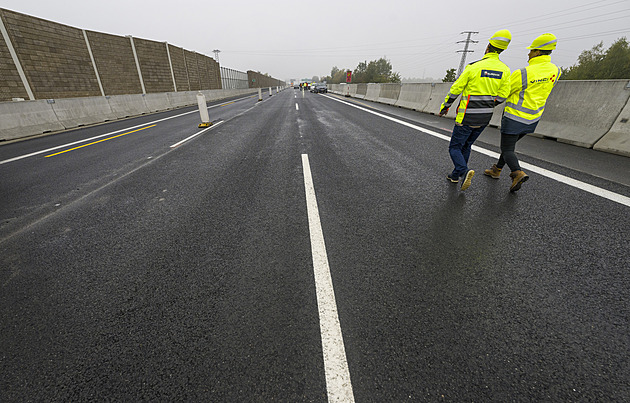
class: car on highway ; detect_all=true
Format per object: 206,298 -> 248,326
314,83 -> 328,93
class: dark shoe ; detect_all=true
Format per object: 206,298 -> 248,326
509,170 -> 529,192
447,174 -> 459,183
483,164 -> 502,179
460,170 -> 475,191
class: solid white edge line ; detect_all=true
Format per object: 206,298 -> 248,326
0,96 -> 253,165
170,121 -> 223,148
323,94 -> 630,208
301,154 -> 355,403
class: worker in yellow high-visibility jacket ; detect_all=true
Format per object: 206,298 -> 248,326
484,33 -> 561,192
440,30 -> 512,191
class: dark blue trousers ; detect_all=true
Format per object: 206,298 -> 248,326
448,124 -> 486,178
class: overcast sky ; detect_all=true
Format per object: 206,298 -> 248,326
2,0 -> 629,82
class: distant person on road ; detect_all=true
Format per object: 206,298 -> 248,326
440,30 -> 512,191
483,33 -> 561,192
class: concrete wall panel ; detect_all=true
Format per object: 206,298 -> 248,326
348,84 -> 358,97
424,83 -> 458,119
535,80 -> 630,147
0,15 -> 29,102
489,103 -> 506,127
377,83 -> 401,105
169,44 -> 189,92
355,84 -> 367,99
184,50 -> 200,91
365,84 -> 381,102
107,94 -> 150,118
167,91 -> 196,108
134,37 -> 174,93
1,9 -> 101,99
143,93 -> 172,112
208,57 -> 221,90
594,96 -> 630,157
198,55 -> 212,90
50,97 -> 117,129
86,30 -> 142,96
395,83 -> 432,111
0,100 -> 64,140
197,55 -> 220,90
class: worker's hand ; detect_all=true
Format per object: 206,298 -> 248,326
439,107 -> 448,116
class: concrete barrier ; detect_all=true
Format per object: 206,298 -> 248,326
330,84 -> 353,96
365,84 -> 381,102
377,84 -> 401,105
107,94 -> 150,118
489,103 -> 506,127
143,93 -> 171,112
349,84 -> 358,97
0,99 -> 65,141
395,83 -> 433,111
594,96 -> 630,157
0,88 -> 264,142
424,83 -> 458,119
50,97 -> 117,129
534,80 -> 630,148
167,91 -> 197,108
240,88 -> 258,97
355,84 -> 367,99
201,90 -> 221,102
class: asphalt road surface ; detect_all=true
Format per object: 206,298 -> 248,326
1,89 -> 629,402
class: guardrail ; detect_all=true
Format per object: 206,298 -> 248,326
328,81 -> 630,158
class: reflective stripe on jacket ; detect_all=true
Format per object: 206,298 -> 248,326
441,52 -> 511,126
503,55 -> 560,124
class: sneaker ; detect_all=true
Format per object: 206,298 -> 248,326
509,170 -> 529,192
483,164 -> 502,179
447,174 -> 459,183
460,170 -> 475,191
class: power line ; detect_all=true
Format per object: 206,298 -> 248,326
456,31 -> 478,78
560,28 -> 630,41
477,0 -> 627,32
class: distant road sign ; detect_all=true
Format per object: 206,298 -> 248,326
346,71 -> 352,83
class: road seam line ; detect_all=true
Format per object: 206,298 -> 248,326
301,154 -> 355,403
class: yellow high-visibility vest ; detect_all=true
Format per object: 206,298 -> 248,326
503,55 -> 561,124
441,52 -> 511,126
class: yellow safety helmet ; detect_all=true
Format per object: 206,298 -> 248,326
527,33 -> 558,50
489,29 -> 512,50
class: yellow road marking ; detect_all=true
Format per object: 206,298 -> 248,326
45,125 -> 156,158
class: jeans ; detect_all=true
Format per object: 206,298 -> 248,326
448,124 -> 486,178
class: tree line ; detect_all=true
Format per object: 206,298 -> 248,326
561,37 -> 630,80
321,57 -> 401,84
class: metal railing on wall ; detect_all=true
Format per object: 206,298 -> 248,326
220,67 -> 249,90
